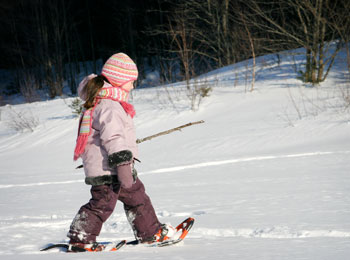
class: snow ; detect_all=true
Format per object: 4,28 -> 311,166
0,47 -> 350,259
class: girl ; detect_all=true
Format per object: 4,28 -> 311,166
68,53 -> 174,252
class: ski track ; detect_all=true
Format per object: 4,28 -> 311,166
141,151 -> 350,175
1,216 -> 350,241
0,150 -> 349,189
193,227 -> 350,239
0,179 -> 83,189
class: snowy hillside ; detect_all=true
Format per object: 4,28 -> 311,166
0,48 -> 350,260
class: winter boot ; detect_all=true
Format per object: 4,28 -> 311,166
67,242 -> 105,252
144,223 -> 176,244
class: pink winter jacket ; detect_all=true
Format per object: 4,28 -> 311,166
78,76 -> 138,179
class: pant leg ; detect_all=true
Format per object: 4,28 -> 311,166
118,178 -> 161,241
67,185 -> 118,243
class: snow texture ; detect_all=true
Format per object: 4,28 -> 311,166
0,47 -> 350,259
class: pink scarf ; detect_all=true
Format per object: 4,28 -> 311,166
73,86 -> 135,161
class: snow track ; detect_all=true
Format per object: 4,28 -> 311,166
194,227 -> 350,239
1,150 -> 348,189
1,215 -> 349,249
0,180 -> 83,189
141,151 -> 350,175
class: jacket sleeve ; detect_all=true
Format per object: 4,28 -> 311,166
94,101 -> 133,167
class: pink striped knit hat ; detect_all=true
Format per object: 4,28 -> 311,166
101,53 -> 138,87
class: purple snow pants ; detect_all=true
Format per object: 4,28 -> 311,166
67,178 -> 161,243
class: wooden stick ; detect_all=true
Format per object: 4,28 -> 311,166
136,120 -> 205,144
76,120 -> 205,169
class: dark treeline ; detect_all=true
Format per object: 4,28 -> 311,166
0,0 -> 349,100
0,0 -> 167,99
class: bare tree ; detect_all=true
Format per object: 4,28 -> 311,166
186,0 -> 239,67
329,0 -> 350,74
240,11 -> 256,92
167,5 -> 196,87
240,0 -> 344,84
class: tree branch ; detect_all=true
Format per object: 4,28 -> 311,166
136,120 -> 205,144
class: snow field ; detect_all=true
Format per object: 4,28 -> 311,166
0,47 -> 350,259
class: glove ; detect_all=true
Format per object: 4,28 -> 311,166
108,150 -> 137,189
117,163 -> 136,189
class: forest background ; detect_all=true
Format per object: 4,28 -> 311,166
0,0 -> 349,102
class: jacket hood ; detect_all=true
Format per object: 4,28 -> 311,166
77,74 -> 97,101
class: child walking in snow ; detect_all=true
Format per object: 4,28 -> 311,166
68,53 -> 174,252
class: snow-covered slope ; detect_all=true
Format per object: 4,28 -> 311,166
0,48 -> 349,259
